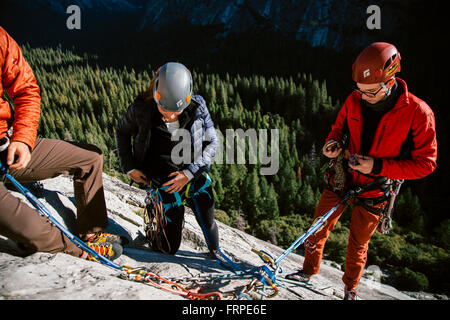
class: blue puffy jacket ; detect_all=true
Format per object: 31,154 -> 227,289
115,94 -> 218,180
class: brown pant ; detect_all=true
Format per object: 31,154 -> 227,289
303,189 -> 383,290
0,138 -> 109,257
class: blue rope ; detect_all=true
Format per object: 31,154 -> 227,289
0,161 -> 124,271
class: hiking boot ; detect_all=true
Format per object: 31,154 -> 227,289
344,288 -> 358,300
285,269 -> 312,283
82,232 -> 130,246
80,241 -> 123,261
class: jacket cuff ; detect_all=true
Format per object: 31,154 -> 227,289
183,169 -> 194,181
371,158 -> 383,175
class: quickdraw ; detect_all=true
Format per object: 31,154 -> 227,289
228,277 -> 278,300
165,267 -> 278,300
251,248 -> 275,267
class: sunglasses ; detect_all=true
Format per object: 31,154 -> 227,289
354,81 -> 390,98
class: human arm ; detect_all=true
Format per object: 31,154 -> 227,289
378,103 -> 437,180
1,27 -> 41,169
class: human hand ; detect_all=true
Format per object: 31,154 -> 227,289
162,171 -> 189,194
348,154 -> 374,174
322,140 -> 342,159
7,141 -> 31,170
128,169 -> 148,184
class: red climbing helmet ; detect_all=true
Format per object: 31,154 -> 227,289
352,42 -> 401,84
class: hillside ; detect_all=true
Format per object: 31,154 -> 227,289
2,0 -> 423,51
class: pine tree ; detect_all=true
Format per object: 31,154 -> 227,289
298,183 -> 316,215
243,167 -> 262,226
260,181 -> 279,221
395,188 -> 426,233
221,165 -> 242,212
210,165 -> 225,207
220,82 -> 228,107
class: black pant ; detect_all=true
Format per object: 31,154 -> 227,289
152,174 -> 219,255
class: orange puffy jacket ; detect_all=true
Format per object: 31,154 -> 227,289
326,78 -> 437,198
0,26 -> 41,150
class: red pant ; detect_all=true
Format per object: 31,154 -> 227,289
303,189 -> 383,290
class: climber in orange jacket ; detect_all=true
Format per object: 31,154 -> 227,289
286,42 -> 437,300
0,26 -> 125,261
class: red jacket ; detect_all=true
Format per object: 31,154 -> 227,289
0,26 -> 41,150
327,78 -> 437,198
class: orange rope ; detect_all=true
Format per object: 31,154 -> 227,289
123,268 -> 223,300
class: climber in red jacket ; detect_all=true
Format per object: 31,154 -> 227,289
286,42 -> 437,300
